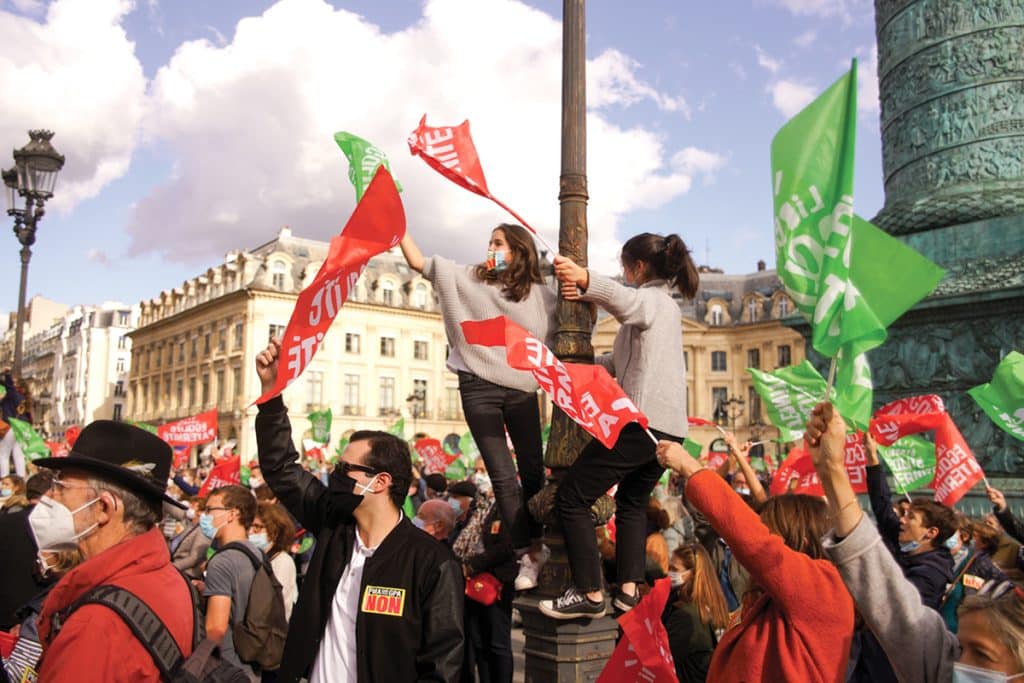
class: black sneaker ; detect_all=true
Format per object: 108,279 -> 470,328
612,587 -> 640,612
538,587 -> 607,620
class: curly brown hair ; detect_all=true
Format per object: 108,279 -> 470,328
472,224 -> 544,302
256,501 -> 297,558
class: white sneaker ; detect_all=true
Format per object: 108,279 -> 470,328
514,544 -> 550,591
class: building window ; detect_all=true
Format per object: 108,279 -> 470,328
176,379 -> 183,407
306,370 -> 324,411
272,261 -> 287,289
414,340 -> 429,361
164,376 -> 171,400
381,281 -> 395,306
152,380 -> 159,408
345,333 -> 361,353
232,367 -> 241,402
344,373 -> 361,415
710,304 -> 724,326
444,387 -> 461,420
217,329 -> 226,353
233,323 -> 243,349
114,380 -> 124,397
203,333 -> 211,355
747,298 -> 759,322
216,370 -> 225,403
191,337 -> 197,359
411,379 -> 428,418
380,336 -> 395,357
167,346 -> 173,367
414,283 -> 429,309
189,378 -> 196,407
201,376 -> 210,406
748,386 -> 762,425
178,342 -> 185,362
268,324 -> 285,342
116,357 -> 126,373
712,387 -> 729,425
747,349 -> 760,370
711,351 -> 727,372
778,345 -> 792,367
118,311 -> 130,326
778,297 -> 790,317
379,377 -> 395,415
684,351 -> 689,371
117,335 -> 127,350
112,404 -> 122,421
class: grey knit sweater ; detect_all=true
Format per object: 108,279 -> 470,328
422,256 -> 558,393
580,273 -> 687,437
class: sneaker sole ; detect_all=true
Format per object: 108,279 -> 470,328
514,578 -> 538,591
538,603 -> 607,620
612,597 -> 638,612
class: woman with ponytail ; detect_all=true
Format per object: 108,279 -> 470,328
539,232 -> 698,619
399,225 -> 557,588
663,543 -> 729,683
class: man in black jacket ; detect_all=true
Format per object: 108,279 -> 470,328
255,340 -> 464,683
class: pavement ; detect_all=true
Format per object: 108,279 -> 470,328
512,623 -> 526,682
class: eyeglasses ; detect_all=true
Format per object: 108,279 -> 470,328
204,506 -> 233,513
336,461 -> 380,476
49,478 -> 96,494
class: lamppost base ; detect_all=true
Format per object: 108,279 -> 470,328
516,595 -> 618,683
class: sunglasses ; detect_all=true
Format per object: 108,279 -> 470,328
336,461 -> 380,476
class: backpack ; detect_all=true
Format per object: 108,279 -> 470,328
218,542 -> 289,671
52,570 -> 251,683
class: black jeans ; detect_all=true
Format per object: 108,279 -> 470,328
461,585 -> 514,683
556,423 -> 680,593
458,372 -> 544,548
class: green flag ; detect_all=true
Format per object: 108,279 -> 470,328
127,420 -> 159,435
332,436 -> 350,464
877,435 -> 936,494
334,131 -> 402,202
388,417 -> 405,439
541,423 -> 551,452
458,431 -> 479,460
8,418 -> 49,461
445,459 -> 467,481
682,437 -> 702,459
240,465 -> 251,487
969,351 -> 1024,442
309,408 -> 332,444
749,361 -> 831,442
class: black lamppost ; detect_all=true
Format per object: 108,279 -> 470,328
406,388 -> 425,436
3,130 -> 64,378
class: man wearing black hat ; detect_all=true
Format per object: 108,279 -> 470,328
29,421 -> 194,682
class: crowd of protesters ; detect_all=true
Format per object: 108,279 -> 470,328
1,226 -> 1023,682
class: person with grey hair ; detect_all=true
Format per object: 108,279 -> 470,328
415,498 -> 457,543
27,420 -> 195,681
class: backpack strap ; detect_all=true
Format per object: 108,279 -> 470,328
59,585 -> 184,680
218,541 -> 263,571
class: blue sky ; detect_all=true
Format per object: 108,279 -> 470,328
0,0 -> 883,316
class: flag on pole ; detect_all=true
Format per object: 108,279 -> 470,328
387,417 -> 405,439
458,430 -> 480,460
682,437 -> 702,459
769,433 -> 868,496
333,131 -> 402,202
8,418 -> 49,461
877,435 -> 936,495
598,578 -> 677,682
462,316 -> 647,448
309,408 -> 332,444
158,409 -> 218,446
748,361 -> 830,442
414,438 -> 455,475
198,454 -> 242,497
254,167 -> 405,404
968,351 -> 1024,442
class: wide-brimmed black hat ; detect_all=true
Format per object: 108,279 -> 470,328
34,420 -> 186,509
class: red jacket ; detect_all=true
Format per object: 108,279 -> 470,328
37,527 -> 194,682
686,470 -> 854,683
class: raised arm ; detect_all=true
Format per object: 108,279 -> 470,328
864,431 -> 901,549
553,256 -> 657,328
987,485 -> 1024,543
725,432 -> 767,506
400,232 -> 425,273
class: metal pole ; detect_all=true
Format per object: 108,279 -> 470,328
12,216 -> 34,380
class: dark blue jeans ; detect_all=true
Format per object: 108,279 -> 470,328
462,585 -> 513,683
556,423 -> 681,593
458,372 -> 544,548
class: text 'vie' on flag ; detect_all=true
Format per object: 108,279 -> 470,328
461,316 -> 647,449
254,167 -> 405,404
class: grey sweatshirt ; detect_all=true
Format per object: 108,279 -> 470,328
823,515 -> 960,683
580,273 -> 687,437
423,255 -> 558,393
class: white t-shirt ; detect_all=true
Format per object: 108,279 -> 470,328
309,529 -> 379,683
270,551 -> 298,622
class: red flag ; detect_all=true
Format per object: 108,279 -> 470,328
414,438 -> 455,475
706,450 -> 729,471
158,409 -> 218,446
462,316 -> 648,448
64,425 -> 81,448
45,441 -> 69,458
198,454 -> 241,497
687,416 -> 717,428
598,578 -> 676,683
869,395 -> 984,506
172,445 -> 189,470
254,168 -> 405,404
408,115 -> 538,235
769,433 -> 868,496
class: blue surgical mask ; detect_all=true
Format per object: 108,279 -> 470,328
412,517 -> 426,530
486,250 -> 508,272
198,512 -> 222,540
944,533 -> 960,551
900,540 -> 921,554
953,662 -> 1024,683
0,488 -> 11,497
248,532 -> 270,551
449,498 -> 463,515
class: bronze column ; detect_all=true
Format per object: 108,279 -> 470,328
517,2 -> 619,680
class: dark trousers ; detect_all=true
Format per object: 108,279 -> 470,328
556,423 -> 679,593
458,372 -> 544,548
461,586 -> 514,683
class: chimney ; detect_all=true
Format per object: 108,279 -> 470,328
757,259 -> 766,272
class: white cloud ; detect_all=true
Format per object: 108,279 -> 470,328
86,248 -> 110,264
0,0 -> 145,211
672,147 -> 727,177
133,0 -> 714,273
766,0 -> 871,22
794,30 -> 817,48
754,45 -> 781,74
768,79 -> 817,117
856,44 -> 879,114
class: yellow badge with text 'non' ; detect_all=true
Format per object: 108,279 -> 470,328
962,574 -> 985,591
361,585 -> 406,617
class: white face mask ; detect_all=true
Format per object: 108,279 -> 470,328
354,474 -> 380,496
29,494 -> 101,551
953,662 -> 1024,683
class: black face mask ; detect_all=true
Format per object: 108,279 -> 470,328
326,466 -> 365,522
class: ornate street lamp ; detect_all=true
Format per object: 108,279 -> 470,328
3,130 -> 64,378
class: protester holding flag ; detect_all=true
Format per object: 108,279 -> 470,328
986,485 -> 1024,545
723,433 -> 768,507
398,224 -> 556,589
539,232 -> 698,619
808,402 -> 1024,683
